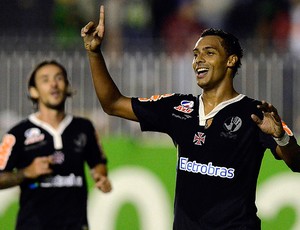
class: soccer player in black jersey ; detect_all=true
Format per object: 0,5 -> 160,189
81,5 -> 300,230
0,60 -> 112,230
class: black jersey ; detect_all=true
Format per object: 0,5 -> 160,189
0,114 -> 107,230
132,93 -> 279,230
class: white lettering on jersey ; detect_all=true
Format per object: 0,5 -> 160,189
179,157 -> 235,179
40,174 -> 83,188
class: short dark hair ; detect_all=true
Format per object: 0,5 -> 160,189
200,28 -> 243,76
28,60 -> 70,103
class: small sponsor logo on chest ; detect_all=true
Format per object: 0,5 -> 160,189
24,128 -> 45,145
220,116 -> 242,140
174,100 -> 194,114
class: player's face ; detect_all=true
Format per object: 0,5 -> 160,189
34,64 -> 68,110
192,35 -> 231,90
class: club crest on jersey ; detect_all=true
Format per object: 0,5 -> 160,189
174,100 -> 194,114
51,151 -> 65,164
220,116 -> 242,140
193,132 -> 206,145
24,128 -> 45,145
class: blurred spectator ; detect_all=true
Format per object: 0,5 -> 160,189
225,0 -> 291,53
53,0 -> 98,48
0,0 -> 54,35
270,4 -> 290,53
122,0 -> 153,51
224,1 -> 259,41
196,0 -> 236,29
151,0 -> 178,39
102,0 -> 153,52
0,0 -> 99,49
160,0 -> 205,55
289,0 -> 300,59
254,0 -> 290,53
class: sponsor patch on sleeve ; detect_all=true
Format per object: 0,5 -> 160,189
0,134 -> 16,170
282,120 -> 293,136
138,93 -> 174,102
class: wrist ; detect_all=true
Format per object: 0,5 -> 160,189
20,168 -> 33,179
87,50 -> 102,57
13,169 -> 27,183
273,132 -> 290,146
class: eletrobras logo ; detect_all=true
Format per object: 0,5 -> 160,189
179,157 -> 235,179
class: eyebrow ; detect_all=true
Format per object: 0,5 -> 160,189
193,46 -> 218,52
38,74 -> 49,78
39,71 -> 63,77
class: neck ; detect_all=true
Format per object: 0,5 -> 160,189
35,107 -> 66,129
201,87 -> 239,115
203,90 -> 238,104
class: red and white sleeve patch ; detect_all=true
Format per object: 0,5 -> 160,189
0,134 -> 16,170
281,120 -> 293,136
138,93 -> 174,102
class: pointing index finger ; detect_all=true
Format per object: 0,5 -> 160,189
99,5 -> 105,28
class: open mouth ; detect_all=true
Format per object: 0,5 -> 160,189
196,68 -> 209,78
50,91 -> 61,98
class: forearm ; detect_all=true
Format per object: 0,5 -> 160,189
91,163 -> 112,193
276,136 -> 300,172
87,51 -> 122,114
0,169 -> 26,189
91,163 -> 108,178
87,51 -> 138,120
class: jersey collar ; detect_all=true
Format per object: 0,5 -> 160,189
198,94 -> 246,126
29,114 -> 73,149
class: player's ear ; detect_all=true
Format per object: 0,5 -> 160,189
66,85 -> 75,97
227,55 -> 238,68
28,87 -> 39,99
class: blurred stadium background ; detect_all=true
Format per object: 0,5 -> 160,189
1,0 -> 300,229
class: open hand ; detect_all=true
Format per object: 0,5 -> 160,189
251,101 -> 285,138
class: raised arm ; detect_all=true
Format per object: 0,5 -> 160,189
81,5 -> 137,121
251,101 -> 300,172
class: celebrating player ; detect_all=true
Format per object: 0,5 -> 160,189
81,5 -> 300,229
0,60 -> 112,230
